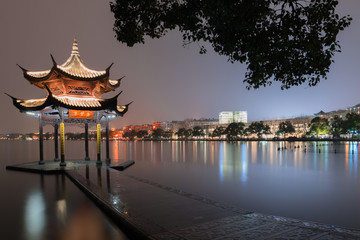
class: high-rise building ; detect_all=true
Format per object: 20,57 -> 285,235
219,111 -> 247,124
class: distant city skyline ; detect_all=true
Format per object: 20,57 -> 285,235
1,1 -> 360,133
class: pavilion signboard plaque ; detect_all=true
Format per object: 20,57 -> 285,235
68,110 -> 94,119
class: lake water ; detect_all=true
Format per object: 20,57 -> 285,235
1,140 -> 360,237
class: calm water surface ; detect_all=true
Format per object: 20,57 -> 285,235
0,140 -> 129,240
2,140 -> 360,235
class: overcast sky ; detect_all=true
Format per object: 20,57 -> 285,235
0,0 -> 359,133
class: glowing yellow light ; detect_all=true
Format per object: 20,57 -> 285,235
58,54 -> 106,78
117,106 -> 126,112
53,95 -> 101,107
109,79 -> 118,85
27,70 -> 51,77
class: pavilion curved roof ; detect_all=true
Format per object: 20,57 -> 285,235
21,39 -> 111,81
6,91 -> 131,116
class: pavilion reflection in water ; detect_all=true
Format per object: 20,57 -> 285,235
7,39 -> 131,166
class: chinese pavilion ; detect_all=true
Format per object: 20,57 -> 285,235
7,39 -> 131,166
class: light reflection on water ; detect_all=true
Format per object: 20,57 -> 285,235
107,140 -> 360,177
25,190 -> 45,240
119,140 -> 360,229
3,140 -> 360,230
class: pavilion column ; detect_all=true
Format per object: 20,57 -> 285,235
59,109 -> 66,167
96,115 -> 102,165
105,116 -> 110,163
38,113 -> 45,165
84,122 -> 90,160
54,123 -> 59,162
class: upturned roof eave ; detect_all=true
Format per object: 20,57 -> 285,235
24,66 -> 110,82
7,92 -> 129,115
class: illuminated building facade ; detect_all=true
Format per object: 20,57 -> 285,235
315,109 -> 346,120
219,111 -> 247,124
7,39 -> 131,166
346,104 -> 360,115
153,122 -> 162,130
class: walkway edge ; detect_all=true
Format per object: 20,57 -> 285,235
64,170 -> 150,240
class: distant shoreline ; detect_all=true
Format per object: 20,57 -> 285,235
3,138 -> 359,142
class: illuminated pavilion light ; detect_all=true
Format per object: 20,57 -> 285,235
27,70 -> 51,78
53,95 -> 102,107
117,106 -> 126,112
57,41 -> 106,78
20,98 -> 47,108
109,79 -> 119,85
26,112 -> 36,116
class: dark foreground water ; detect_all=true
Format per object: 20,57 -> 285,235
0,140 -> 129,240
1,140 -> 360,238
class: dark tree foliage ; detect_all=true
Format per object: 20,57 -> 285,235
224,122 -> 245,140
246,121 -> 270,138
124,130 -> 137,140
176,128 -> 192,139
210,126 -> 225,138
152,128 -> 165,139
277,120 -> 295,137
176,128 -> 186,138
308,117 -> 330,136
110,0 -> 351,89
342,113 -> 360,137
136,130 -> 148,138
330,115 -> 343,138
192,126 -> 205,138
163,130 -> 173,139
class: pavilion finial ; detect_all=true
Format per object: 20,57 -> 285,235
71,38 -> 79,55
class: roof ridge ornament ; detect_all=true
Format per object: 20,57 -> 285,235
71,38 -> 79,56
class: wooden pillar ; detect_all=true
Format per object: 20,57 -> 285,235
106,168 -> 111,193
59,109 -> 66,167
105,116 -> 110,163
97,167 -> 102,197
96,122 -> 102,165
85,122 -> 90,160
86,165 -> 89,179
39,113 -> 45,165
54,123 -> 59,162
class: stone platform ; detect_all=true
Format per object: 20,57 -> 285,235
6,161 -> 360,239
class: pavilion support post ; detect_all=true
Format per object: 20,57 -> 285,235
105,116 -> 110,163
38,113 -> 45,165
59,109 -> 66,167
96,120 -> 102,166
60,122 -> 66,167
85,122 -> 90,160
54,123 -> 59,162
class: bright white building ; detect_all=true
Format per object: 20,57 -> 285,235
219,111 -> 247,124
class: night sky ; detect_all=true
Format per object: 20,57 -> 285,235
1,0 -> 360,133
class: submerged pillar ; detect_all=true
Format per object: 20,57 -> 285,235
54,123 -> 59,162
105,116 -> 110,163
39,113 -> 44,165
60,122 -> 66,167
96,122 -> 102,165
85,122 -> 90,160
